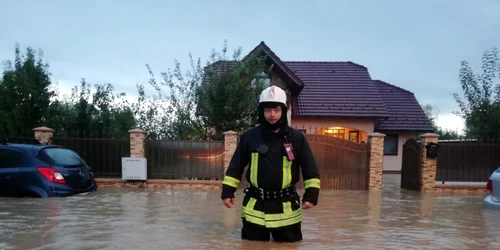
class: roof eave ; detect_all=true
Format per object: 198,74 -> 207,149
292,114 -> 390,119
374,128 -> 435,134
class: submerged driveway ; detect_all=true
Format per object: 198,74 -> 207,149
1,175 -> 499,250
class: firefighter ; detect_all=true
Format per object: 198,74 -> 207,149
221,85 -> 321,242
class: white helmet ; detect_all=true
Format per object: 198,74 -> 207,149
259,85 -> 287,106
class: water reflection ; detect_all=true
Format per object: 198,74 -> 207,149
0,174 -> 499,249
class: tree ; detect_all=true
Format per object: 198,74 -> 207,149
422,104 -> 462,140
45,79 -> 136,138
130,83 -> 170,139
422,104 -> 440,127
142,55 -> 205,140
0,43 -> 149,139
0,43 -> 55,136
142,40 -> 269,140
196,42 -> 269,140
452,47 -> 500,142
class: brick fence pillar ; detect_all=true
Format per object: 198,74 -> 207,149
33,126 -> 54,145
419,133 -> 440,193
128,128 -> 146,158
368,133 -> 385,191
223,131 -> 238,172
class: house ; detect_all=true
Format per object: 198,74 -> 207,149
210,41 -> 433,172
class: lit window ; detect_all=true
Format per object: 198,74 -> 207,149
324,128 -> 345,139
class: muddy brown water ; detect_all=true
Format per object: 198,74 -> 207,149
1,174 -> 499,250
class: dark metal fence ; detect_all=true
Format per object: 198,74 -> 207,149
1,136 -> 41,145
146,139 -> 224,180
436,140 -> 500,182
51,137 -> 130,178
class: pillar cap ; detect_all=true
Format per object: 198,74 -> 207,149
33,126 -> 54,132
223,130 -> 238,135
419,133 -> 440,138
128,128 -> 146,134
369,132 -> 386,137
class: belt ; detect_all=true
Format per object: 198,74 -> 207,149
244,185 -> 296,201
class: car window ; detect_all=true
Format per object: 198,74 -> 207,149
0,148 -> 24,168
40,148 -> 86,166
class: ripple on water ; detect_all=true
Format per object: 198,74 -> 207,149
0,179 -> 499,249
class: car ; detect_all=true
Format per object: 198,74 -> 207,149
0,137 -> 97,198
484,167 -> 500,209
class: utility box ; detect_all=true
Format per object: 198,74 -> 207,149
121,157 -> 147,180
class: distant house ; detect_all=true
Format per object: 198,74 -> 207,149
210,41 -> 433,172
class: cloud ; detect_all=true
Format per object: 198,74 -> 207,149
436,113 -> 465,134
50,77 -> 178,114
50,78 -> 139,105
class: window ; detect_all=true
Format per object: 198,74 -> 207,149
0,149 -> 24,168
251,71 -> 271,89
349,131 -> 359,143
384,134 -> 399,155
324,129 -> 345,139
39,148 -> 86,167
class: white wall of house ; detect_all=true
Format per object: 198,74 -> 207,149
382,133 -> 416,172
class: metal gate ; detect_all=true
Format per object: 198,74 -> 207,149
401,138 -> 421,190
304,134 -> 370,190
238,134 -> 370,190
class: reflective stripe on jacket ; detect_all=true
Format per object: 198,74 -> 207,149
221,125 -> 321,229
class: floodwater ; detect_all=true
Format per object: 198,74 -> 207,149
1,174 -> 499,250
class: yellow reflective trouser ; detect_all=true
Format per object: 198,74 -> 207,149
241,153 -> 301,228
241,197 -> 302,228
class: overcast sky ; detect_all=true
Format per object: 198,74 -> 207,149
1,0 -> 499,132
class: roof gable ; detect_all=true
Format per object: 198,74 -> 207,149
201,42 -> 433,132
202,42 -> 304,94
285,61 -> 389,118
373,80 -> 433,132
244,41 -> 304,94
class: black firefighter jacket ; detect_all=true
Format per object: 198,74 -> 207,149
221,124 -> 321,229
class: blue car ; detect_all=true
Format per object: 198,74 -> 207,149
0,138 -> 97,198
484,167 -> 500,209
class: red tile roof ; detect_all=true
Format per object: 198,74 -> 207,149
373,80 -> 434,132
284,61 -> 389,119
205,42 -> 433,132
